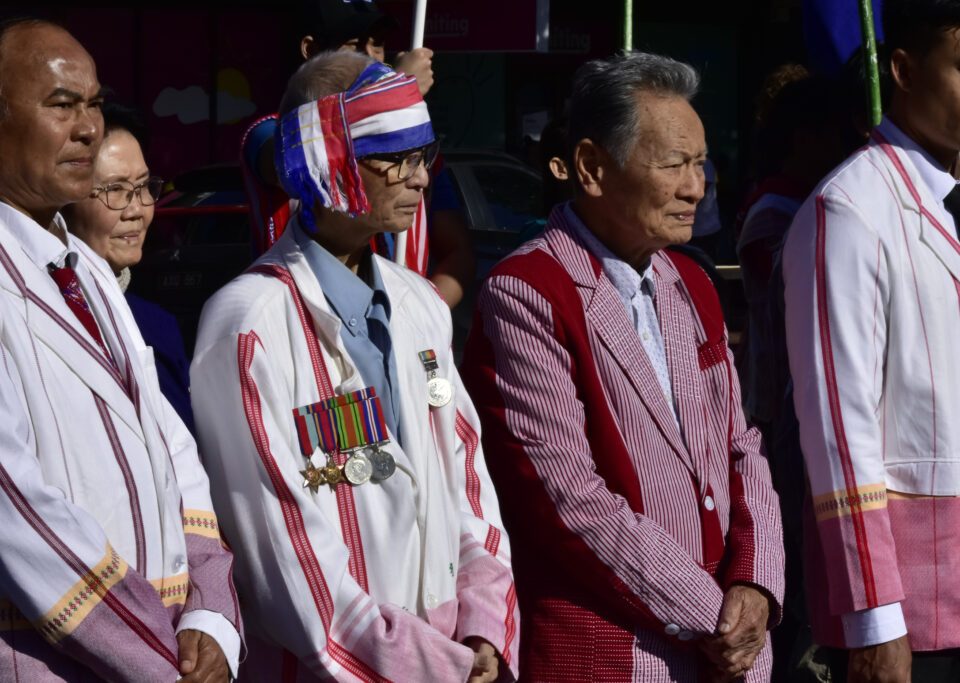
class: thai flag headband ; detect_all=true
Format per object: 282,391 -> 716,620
275,61 -> 435,232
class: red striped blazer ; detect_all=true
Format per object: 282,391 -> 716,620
462,206 -> 784,682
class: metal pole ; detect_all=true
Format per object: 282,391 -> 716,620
412,0 -> 427,49
624,0 -> 633,52
858,0 -> 882,128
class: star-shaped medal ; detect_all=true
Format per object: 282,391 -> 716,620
301,463 -> 326,493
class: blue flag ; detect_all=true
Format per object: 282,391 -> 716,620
803,0 -> 884,76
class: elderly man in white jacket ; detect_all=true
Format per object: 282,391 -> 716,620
0,19 -> 241,682
191,50 -> 518,682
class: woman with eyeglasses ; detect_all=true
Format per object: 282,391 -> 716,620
62,102 -> 196,434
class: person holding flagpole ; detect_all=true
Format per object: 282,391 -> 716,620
192,50 -> 517,681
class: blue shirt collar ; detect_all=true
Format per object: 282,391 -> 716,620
292,220 -> 391,336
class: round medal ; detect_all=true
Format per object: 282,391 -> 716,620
427,377 -> 453,407
323,463 -> 343,486
369,449 -> 397,481
343,452 -> 373,485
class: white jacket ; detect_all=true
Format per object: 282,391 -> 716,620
784,118 -> 960,650
191,224 -> 519,681
0,202 -> 240,680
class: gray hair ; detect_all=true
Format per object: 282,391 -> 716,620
278,50 -> 375,118
568,51 -> 700,168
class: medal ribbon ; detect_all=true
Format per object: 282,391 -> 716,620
418,349 -> 439,371
293,387 -> 388,456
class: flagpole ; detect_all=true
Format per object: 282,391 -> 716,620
858,0 -> 882,128
395,0 -> 429,267
623,0 -> 633,51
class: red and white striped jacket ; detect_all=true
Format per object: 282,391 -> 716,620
461,207 -> 784,682
191,220 -> 518,681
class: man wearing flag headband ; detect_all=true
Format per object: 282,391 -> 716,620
191,50 -> 517,681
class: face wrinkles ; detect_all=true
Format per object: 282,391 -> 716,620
0,25 -> 103,226
68,130 -> 153,274
591,93 -> 706,268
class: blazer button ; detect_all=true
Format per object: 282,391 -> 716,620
678,630 -> 695,641
703,495 -> 715,511
664,623 -> 680,636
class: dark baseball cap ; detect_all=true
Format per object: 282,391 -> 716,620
298,0 -> 400,51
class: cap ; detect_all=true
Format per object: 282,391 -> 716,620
299,0 -> 400,51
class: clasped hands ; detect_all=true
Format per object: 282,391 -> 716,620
697,584 -> 770,682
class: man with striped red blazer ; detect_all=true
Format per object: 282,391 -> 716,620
462,52 -> 784,682
783,2 -> 960,681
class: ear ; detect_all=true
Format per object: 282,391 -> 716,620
300,36 -> 316,61
548,157 -> 569,181
574,139 -> 605,198
889,47 -> 914,93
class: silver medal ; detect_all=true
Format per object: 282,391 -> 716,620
427,376 -> 453,407
343,452 -> 373,485
369,448 -> 397,481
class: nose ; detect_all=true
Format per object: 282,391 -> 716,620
406,159 -> 430,191
678,163 -> 706,204
120,191 -> 146,220
74,104 -> 103,146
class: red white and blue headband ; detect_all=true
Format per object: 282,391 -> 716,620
275,61 -> 435,232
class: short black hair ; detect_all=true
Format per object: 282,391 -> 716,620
883,0 -> 960,58
101,100 -> 150,152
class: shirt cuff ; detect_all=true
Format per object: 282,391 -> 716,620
176,609 -> 241,678
840,602 -> 907,648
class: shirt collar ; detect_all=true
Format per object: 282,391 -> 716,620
0,201 -> 76,269
878,116 -> 958,202
292,220 -> 389,335
563,202 -> 655,301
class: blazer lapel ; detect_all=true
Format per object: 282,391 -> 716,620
872,132 -> 960,283
654,257 -> 712,492
0,242 -> 142,434
543,213 -> 694,468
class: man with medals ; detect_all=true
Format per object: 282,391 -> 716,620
191,50 -> 518,682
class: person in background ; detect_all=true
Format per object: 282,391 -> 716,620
63,102 -> 196,434
193,51 -> 517,680
462,51 -> 783,682
0,18 -> 240,680
784,1 -> 960,679
241,0 -> 475,306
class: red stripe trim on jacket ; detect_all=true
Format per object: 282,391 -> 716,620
814,195 -> 878,606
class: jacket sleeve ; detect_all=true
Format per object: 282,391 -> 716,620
467,273 -> 727,636
190,328 -> 477,682
0,335 -> 181,681
783,192 -> 904,635
153,385 -> 243,672
440,342 -> 520,679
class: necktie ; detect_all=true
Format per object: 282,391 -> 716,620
943,184 -> 960,239
48,262 -> 112,359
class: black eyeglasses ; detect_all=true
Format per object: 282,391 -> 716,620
360,141 -> 440,181
91,177 -> 164,210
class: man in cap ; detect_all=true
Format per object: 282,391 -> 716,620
0,18 -> 241,681
192,50 -> 517,681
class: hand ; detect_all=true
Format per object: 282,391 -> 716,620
177,629 -> 229,683
394,47 -> 435,95
698,584 -> 770,679
848,635 -> 912,683
463,636 -> 499,683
